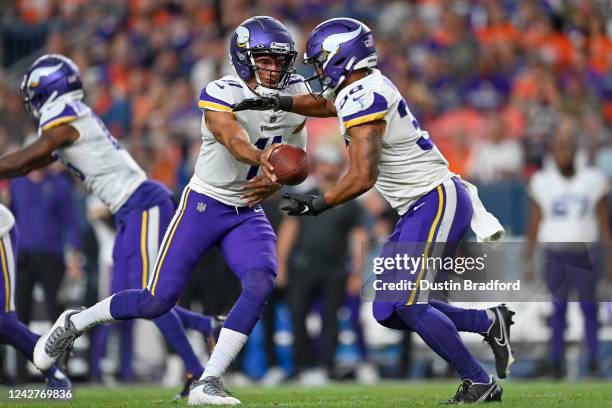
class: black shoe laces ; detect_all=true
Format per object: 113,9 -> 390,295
450,380 -> 472,402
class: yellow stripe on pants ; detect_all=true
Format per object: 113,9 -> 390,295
0,239 -> 10,312
150,188 -> 191,295
407,185 -> 444,305
140,210 -> 149,288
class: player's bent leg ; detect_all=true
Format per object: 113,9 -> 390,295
174,306 -> 224,353
191,268 -> 274,404
121,212 -> 208,388
37,187 -> 217,370
0,312 -> 71,388
151,309 -> 205,378
396,303 -> 490,383
175,306 -> 213,335
189,215 -> 276,406
429,300 -> 492,333
428,299 -> 516,378
224,268 -> 275,335
34,288 -> 172,371
394,304 -> 501,404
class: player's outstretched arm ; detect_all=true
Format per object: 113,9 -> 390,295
205,110 -> 278,182
282,120 -> 384,216
0,125 -> 78,178
233,94 -> 336,118
291,95 -> 336,117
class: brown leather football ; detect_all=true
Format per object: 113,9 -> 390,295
269,144 -> 309,185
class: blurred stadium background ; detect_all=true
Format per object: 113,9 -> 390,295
0,0 -> 611,390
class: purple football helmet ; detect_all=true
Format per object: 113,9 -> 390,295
20,54 -> 83,119
229,16 -> 297,89
303,18 -> 377,100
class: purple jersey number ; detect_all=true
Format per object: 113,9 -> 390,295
246,135 -> 283,180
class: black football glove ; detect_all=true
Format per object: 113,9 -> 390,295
281,192 -> 330,216
232,95 -> 293,112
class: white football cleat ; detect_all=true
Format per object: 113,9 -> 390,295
188,376 -> 241,405
34,309 -> 81,371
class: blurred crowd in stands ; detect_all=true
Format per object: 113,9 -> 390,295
0,0 -> 611,383
1,0 -> 611,187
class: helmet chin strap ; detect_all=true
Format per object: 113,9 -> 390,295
36,90 -> 58,118
322,56 -> 356,100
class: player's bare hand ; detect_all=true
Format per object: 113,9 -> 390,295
241,175 -> 281,206
259,143 -> 281,182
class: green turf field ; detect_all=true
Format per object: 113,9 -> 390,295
1,381 -> 611,407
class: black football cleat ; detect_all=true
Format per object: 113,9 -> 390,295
482,304 -> 515,378
441,377 -> 502,404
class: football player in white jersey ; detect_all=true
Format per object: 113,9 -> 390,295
234,17 -> 514,404
1,54 -> 223,399
32,16 -> 307,405
527,123 -> 611,377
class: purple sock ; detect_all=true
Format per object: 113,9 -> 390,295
396,304 -> 490,383
550,301 -> 567,363
430,300 -> 492,333
0,312 -> 57,380
174,306 -> 212,336
152,309 -> 204,378
118,320 -> 135,381
580,301 -> 598,362
90,325 -> 111,379
224,269 -> 274,335
109,289 -> 142,319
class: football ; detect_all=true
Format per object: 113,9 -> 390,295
269,144 -> 309,185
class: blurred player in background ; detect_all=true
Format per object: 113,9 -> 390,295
526,118 -> 611,378
276,146 -> 368,385
235,17 -> 515,404
8,163 -> 82,382
0,53 -> 220,399
0,203 -> 71,389
35,16 -> 308,405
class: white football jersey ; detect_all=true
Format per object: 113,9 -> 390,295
189,75 -> 308,206
529,165 -> 609,242
0,203 -> 15,237
334,69 -> 453,215
37,99 -> 146,213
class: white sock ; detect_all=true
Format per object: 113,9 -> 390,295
201,328 -> 248,379
70,296 -> 115,332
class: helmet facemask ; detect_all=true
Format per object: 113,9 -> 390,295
239,43 -> 297,90
303,52 -> 355,100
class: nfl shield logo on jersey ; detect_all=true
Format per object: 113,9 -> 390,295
197,202 -> 206,212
